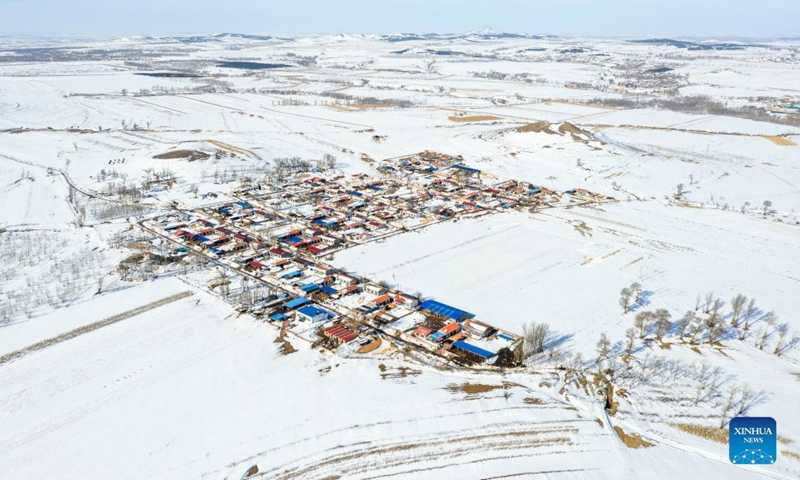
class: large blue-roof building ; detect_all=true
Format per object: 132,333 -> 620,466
419,300 -> 475,322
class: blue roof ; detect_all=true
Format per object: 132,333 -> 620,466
453,340 -> 495,358
321,286 -> 338,294
283,236 -> 303,244
284,297 -> 311,309
419,299 -> 474,321
301,282 -> 320,292
195,235 -> 209,242
453,164 -> 481,173
281,271 -> 303,279
367,185 -> 382,191
297,305 -> 331,319
270,313 -> 289,321
428,332 -> 445,341
350,190 -> 363,197
236,201 -> 252,208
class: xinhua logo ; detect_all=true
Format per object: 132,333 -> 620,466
729,417 -> 777,465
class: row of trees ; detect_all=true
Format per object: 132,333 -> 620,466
584,95 -> 800,128
521,283 -> 792,429
620,289 -> 798,356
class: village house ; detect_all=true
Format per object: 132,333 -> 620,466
296,305 -> 332,323
364,283 -> 387,296
322,323 -> 358,344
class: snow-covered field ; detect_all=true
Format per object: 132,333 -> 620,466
0,278 -> 778,480
1,32 -> 799,479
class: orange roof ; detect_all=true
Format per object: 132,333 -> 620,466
373,294 -> 392,304
439,323 -> 461,335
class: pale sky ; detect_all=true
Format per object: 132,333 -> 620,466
2,0 -> 799,38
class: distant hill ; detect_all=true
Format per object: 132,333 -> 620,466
630,38 -> 749,51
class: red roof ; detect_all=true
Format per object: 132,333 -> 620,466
249,261 -> 266,270
414,326 -> 434,337
323,324 -> 357,343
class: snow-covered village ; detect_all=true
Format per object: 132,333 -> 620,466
1,16 -> 800,480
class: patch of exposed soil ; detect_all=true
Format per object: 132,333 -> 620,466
445,381 -> 524,400
275,328 -> 297,356
764,135 -> 796,146
358,337 -> 382,354
669,423 -> 727,444
449,115 -> 501,122
153,149 -> 211,161
380,366 -> 422,380
516,121 -> 557,134
558,122 -> 591,137
614,426 -> 655,448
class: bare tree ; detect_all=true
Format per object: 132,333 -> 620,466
735,385 -> 766,417
630,282 -> 643,304
772,323 -> 794,356
634,310 -> 654,339
620,287 -> 633,314
596,333 -> 611,363
762,200 -> 772,215
738,299 -> 759,339
654,309 -> 672,341
755,312 -> 777,349
676,311 -> 695,339
730,294 -> 747,327
703,292 -> 715,314
710,298 -> 725,316
624,328 -> 637,357
706,313 -> 727,344
522,321 -> 550,360
719,386 -> 740,428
